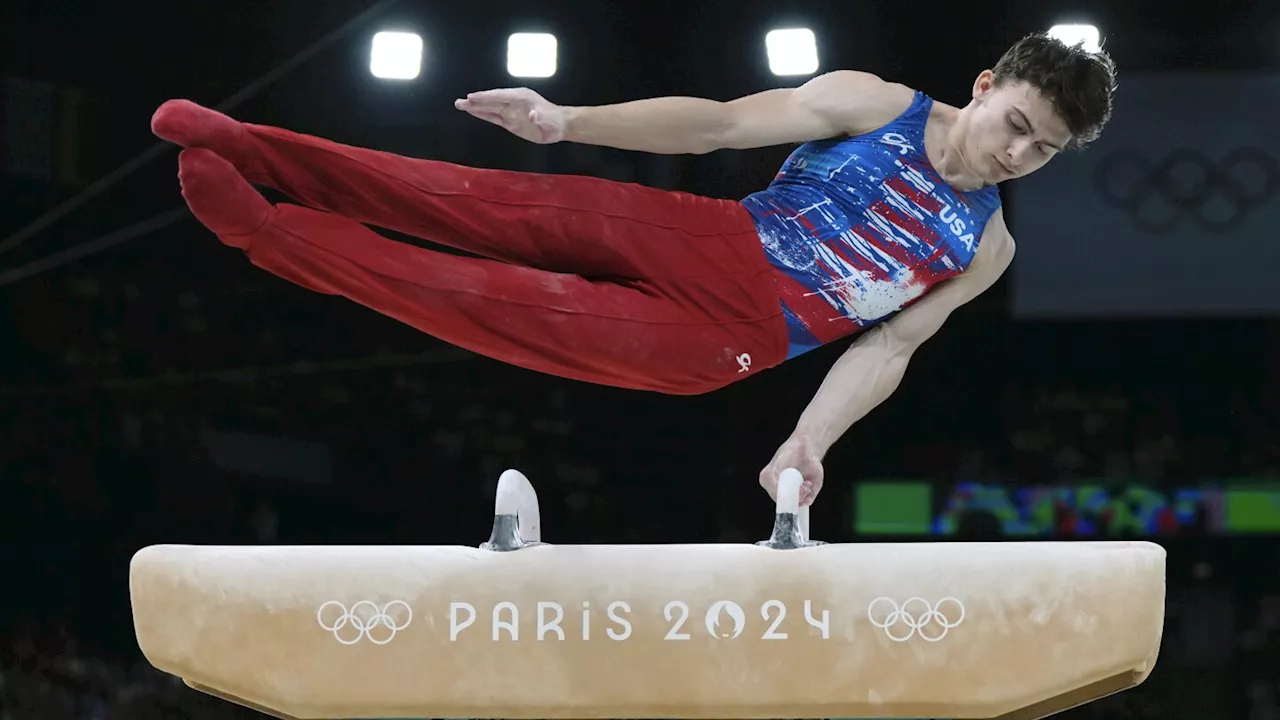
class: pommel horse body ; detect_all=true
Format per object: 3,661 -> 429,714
129,469 -> 1165,720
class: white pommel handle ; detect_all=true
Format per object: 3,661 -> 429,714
776,467 -> 810,540
494,468 -> 541,543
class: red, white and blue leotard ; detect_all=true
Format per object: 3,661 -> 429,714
741,90 -> 1003,359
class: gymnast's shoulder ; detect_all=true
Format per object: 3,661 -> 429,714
715,70 -> 916,149
961,208 -> 1016,286
784,70 -> 919,137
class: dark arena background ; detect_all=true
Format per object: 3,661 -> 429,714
1,1 -> 1278,719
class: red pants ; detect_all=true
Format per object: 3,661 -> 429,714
215,123 -> 789,394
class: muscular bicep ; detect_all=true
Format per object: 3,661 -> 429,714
714,71 -> 913,150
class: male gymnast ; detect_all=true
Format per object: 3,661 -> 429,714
151,31 -> 1116,508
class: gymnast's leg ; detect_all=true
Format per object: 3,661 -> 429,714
175,149 -> 783,394
151,100 -> 749,282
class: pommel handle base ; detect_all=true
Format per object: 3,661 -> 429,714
756,467 -> 822,549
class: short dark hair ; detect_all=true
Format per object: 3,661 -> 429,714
992,31 -> 1117,150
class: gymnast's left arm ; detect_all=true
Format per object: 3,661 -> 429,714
759,214 -> 1016,506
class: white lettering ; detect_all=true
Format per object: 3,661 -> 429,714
881,132 -> 915,155
761,600 -> 788,640
444,599 -> 832,642
804,600 -> 831,639
606,601 -> 632,640
492,601 -> 518,641
664,601 -> 691,640
704,600 -> 746,640
939,204 -> 976,252
449,602 -> 475,641
537,602 -> 564,641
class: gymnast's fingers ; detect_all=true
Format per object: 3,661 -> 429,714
455,98 -> 514,114
799,461 -> 824,506
462,88 -> 532,105
472,110 -> 509,127
455,104 -> 508,126
801,481 -> 822,507
458,97 -> 516,112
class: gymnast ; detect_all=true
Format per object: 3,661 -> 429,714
151,31 -> 1116,508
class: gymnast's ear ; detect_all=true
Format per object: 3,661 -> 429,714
971,69 -> 998,101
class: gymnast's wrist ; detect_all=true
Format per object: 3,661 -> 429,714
786,429 -> 831,460
560,105 -> 588,142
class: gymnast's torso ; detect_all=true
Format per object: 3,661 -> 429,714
740,90 -> 1003,359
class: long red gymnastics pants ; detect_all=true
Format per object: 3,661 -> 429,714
209,123 -> 790,394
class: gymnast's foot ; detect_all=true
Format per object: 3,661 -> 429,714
178,148 -> 273,249
152,99 -> 260,175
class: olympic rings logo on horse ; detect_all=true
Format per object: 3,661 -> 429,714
317,600 -> 413,645
867,596 -> 965,642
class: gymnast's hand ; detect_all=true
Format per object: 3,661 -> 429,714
454,87 -> 567,144
759,436 -> 824,508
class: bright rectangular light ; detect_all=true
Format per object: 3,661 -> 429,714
765,28 -> 819,76
370,31 -> 423,80
1048,24 -> 1101,53
507,33 -> 558,79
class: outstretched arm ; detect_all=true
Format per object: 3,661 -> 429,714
456,71 -> 914,155
563,71 -> 909,153
760,214 -> 1016,506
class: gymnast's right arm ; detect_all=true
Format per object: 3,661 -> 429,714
456,72 -> 910,154
759,220 -> 1016,506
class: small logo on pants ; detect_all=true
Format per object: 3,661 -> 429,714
736,353 -> 752,373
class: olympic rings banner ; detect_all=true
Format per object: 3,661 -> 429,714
1007,71 -> 1280,318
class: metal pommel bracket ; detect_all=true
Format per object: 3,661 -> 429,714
480,469 -> 544,551
757,468 -> 824,549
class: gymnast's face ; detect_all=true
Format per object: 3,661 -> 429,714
961,70 -> 1072,183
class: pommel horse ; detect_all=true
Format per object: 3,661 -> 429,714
128,469 -> 1165,720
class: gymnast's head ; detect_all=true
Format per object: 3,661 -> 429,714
958,31 -> 1117,183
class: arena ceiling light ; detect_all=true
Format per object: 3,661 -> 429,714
1048,24 -> 1101,53
370,31 -> 423,80
765,28 -> 820,77
507,33 -> 558,79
